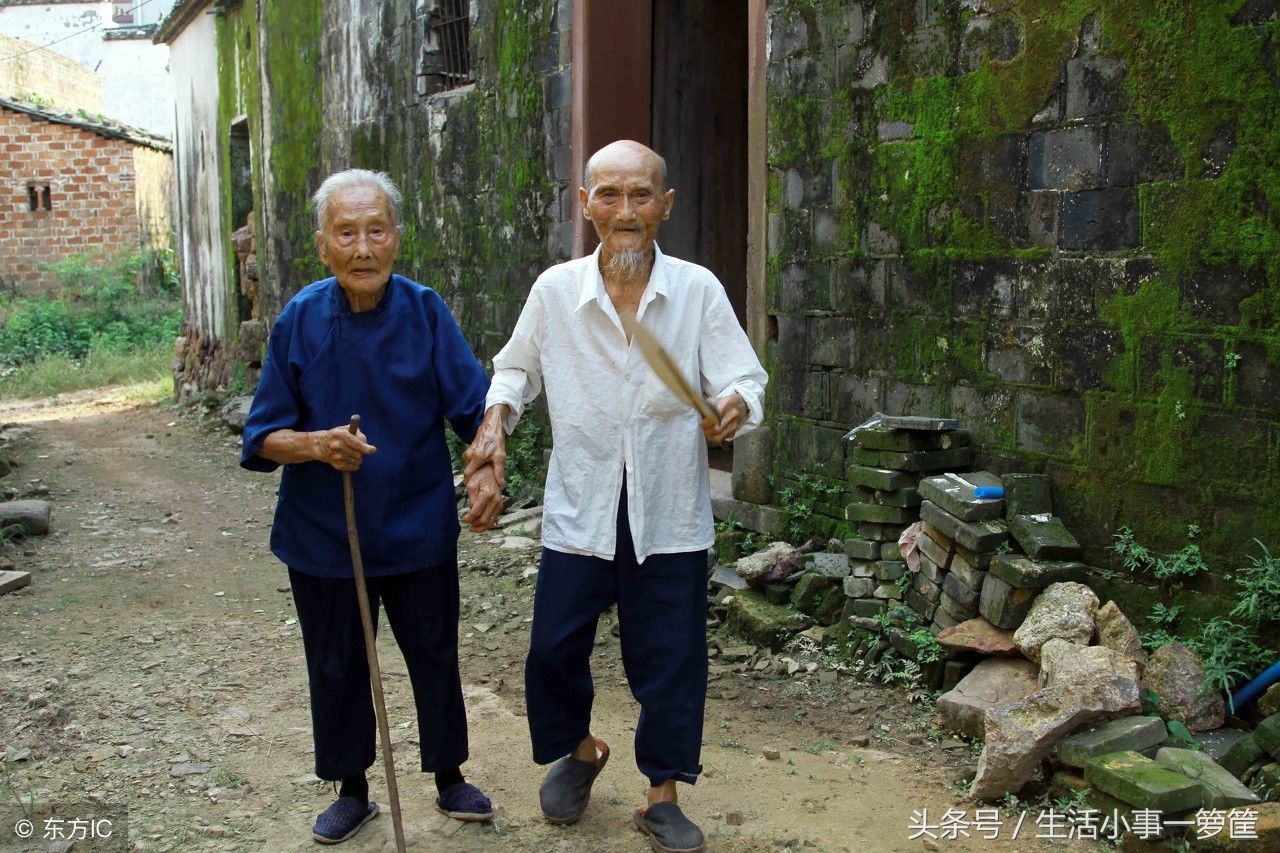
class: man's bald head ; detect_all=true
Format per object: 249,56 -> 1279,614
583,140 -> 667,192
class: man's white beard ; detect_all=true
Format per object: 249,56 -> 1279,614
603,248 -> 647,281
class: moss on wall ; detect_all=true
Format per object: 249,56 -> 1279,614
766,0 -> 1280,620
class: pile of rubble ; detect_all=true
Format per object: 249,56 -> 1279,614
712,414 -> 1280,841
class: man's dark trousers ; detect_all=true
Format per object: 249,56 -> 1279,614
289,560 -> 468,780
524,483 -> 708,787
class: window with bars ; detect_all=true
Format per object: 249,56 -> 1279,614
27,184 -> 51,212
416,0 -> 472,96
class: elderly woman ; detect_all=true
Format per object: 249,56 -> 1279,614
240,169 -> 500,844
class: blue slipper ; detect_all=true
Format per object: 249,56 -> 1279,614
435,782 -> 494,822
311,796 -> 379,844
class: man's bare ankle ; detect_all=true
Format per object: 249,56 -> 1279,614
646,781 -> 677,805
571,735 -> 597,763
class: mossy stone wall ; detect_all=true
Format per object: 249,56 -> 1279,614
211,0 -> 569,365
765,0 -> 1280,619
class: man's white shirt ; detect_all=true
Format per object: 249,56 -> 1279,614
485,244 -> 768,562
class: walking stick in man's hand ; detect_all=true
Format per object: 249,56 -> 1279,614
342,415 -> 407,853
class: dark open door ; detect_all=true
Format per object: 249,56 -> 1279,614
651,1 -> 749,327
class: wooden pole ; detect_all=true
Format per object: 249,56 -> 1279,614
341,415 -> 406,853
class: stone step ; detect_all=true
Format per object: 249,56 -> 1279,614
919,471 -> 1004,522
1008,513 -> 1081,560
1084,750 -> 1205,813
0,570 -> 32,596
1155,747 -> 1262,808
1055,716 -> 1167,768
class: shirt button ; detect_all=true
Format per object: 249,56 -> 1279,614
624,373 -> 632,381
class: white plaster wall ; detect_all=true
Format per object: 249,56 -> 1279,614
168,11 -> 225,339
0,2 -> 176,135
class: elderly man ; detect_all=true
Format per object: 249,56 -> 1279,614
240,169 -> 496,844
464,140 -> 767,853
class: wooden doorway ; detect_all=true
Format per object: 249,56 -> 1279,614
573,0 -> 757,475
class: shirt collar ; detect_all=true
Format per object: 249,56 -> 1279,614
574,244 -> 670,314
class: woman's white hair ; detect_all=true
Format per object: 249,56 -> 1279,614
312,169 -> 403,231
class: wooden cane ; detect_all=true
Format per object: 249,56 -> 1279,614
342,415 -> 407,853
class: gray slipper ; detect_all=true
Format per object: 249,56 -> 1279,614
538,739 -> 609,824
633,802 -> 705,853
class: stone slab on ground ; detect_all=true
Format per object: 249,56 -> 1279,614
1001,473 -> 1052,517
978,574 -> 1038,630
1193,728 -> 1249,766
919,471 -> 1004,521
970,685 -> 1107,800
936,617 -> 1016,656
920,501 -> 1008,553
1221,734 -> 1265,779
724,589 -> 810,650
0,570 -> 31,595
1008,513 -> 1081,560
1141,641 -> 1226,732
1155,747 -> 1262,808
709,565 -> 748,592
1055,716 -> 1167,768
792,574 -> 836,615
847,465 -> 916,492
0,500 -> 51,537
1084,750 -> 1205,813
988,554 -> 1088,589
1257,714 -> 1280,762
936,657 -> 1039,740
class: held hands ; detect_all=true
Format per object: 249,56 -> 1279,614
461,405 -> 510,532
701,392 -> 748,444
313,424 -> 377,472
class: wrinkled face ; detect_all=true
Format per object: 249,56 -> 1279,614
579,153 -> 674,261
315,185 -> 400,309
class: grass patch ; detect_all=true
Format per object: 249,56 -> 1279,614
0,343 -> 173,400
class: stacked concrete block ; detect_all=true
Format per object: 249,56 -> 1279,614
838,417 -> 971,644
915,480 -> 1008,631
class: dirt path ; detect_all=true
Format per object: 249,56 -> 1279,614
0,391 -> 1081,852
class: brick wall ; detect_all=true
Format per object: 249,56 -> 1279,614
0,106 -> 145,294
